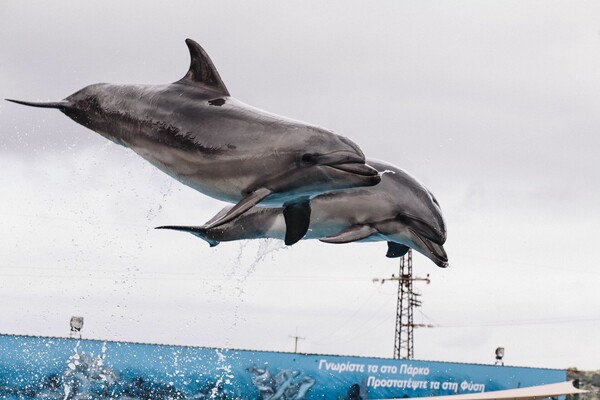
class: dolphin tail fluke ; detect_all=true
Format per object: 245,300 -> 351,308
155,225 -> 220,247
319,225 -> 378,244
282,200 -> 311,245
5,99 -> 71,109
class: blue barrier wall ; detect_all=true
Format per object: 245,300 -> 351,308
0,334 -> 565,399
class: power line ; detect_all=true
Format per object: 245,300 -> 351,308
312,291 -> 395,346
450,251 -> 599,276
434,316 -> 600,328
309,287 -> 380,345
0,264 -> 378,282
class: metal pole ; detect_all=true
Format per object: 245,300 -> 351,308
289,334 -> 305,353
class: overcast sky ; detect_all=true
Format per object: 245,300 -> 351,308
1,1 -> 599,371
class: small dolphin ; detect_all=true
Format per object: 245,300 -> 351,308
6,39 -> 380,235
158,160 -> 448,268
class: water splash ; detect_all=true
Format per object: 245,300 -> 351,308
239,239 -> 287,283
379,169 -> 396,177
62,341 -> 117,399
210,349 -> 234,399
226,239 -> 287,335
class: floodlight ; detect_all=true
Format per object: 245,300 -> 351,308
495,347 -> 505,366
70,316 -> 84,332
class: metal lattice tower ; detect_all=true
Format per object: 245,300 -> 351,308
393,249 -> 414,359
375,249 -> 430,359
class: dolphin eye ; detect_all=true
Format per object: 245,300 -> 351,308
301,153 -> 319,165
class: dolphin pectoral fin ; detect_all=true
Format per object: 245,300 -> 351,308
320,225 -> 378,244
204,187 -> 273,229
178,39 -> 230,96
204,205 -> 233,226
155,225 -> 220,247
386,242 -> 410,258
282,200 -> 311,246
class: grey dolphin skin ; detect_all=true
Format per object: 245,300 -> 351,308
6,39 -> 380,235
158,160 -> 449,268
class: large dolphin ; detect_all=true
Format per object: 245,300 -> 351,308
6,39 -> 380,236
158,160 -> 449,268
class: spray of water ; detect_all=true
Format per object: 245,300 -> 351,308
221,239 -> 287,346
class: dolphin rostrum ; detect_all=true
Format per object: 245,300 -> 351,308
7,39 -> 380,235
157,160 -> 449,268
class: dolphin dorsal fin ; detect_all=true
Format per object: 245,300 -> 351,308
178,39 -> 230,96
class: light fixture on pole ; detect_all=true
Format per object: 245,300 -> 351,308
494,347 -> 505,366
70,316 -> 84,339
